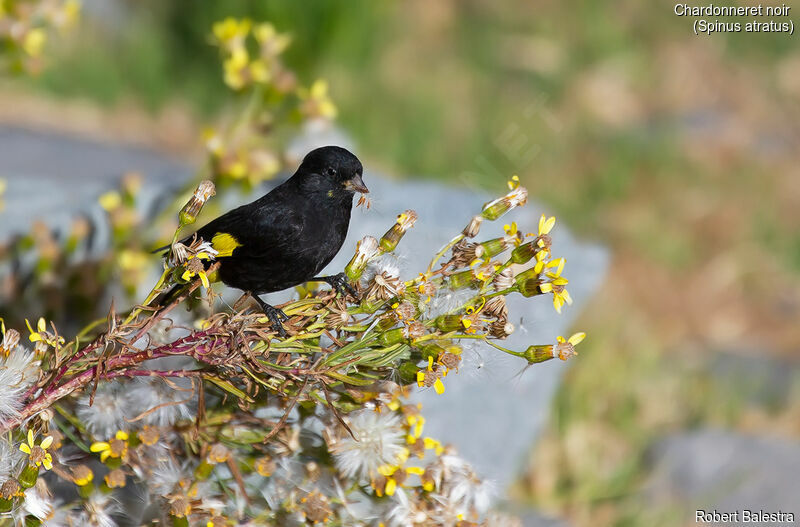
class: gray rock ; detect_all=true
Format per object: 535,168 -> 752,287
707,350 -> 799,408
0,125 -> 191,245
644,430 -> 800,518
517,510 -> 573,527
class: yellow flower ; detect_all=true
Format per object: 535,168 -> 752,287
254,22 -> 291,56
98,190 -> 122,211
538,214 -> 556,237
300,80 -> 337,119
212,17 -> 251,48
181,255 -> 211,289
423,437 -> 444,456
26,317 -> 47,343
90,430 -> 129,463
71,465 -> 94,486
554,332 -> 585,360
223,50 -> 249,90
62,0 -> 82,27
25,318 -> 63,347
538,258 -> 571,313
20,429 -> 54,470
406,414 -> 425,441
416,357 -> 445,395
507,175 -> 521,190
23,29 -> 47,57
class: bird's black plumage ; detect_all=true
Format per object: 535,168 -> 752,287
172,146 -> 367,332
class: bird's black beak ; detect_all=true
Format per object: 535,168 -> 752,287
345,173 -> 369,194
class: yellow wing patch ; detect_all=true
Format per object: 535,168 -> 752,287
211,232 -> 241,257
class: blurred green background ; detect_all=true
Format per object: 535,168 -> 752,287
3,1 -> 799,525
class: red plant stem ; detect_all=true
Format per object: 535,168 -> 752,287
3,348 -> 164,433
3,329 -> 234,433
104,369 -> 202,379
46,339 -> 105,395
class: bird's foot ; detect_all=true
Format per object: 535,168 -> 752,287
318,272 -> 357,299
253,295 -> 289,337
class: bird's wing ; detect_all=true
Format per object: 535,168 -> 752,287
194,199 -> 305,259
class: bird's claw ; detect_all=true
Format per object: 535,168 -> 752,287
326,272 -> 358,299
253,296 -> 289,337
263,305 -> 288,337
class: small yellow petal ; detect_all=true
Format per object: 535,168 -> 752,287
42,455 -> 52,471
19,444 -> 31,455
562,289 -> 573,305
100,450 -> 111,462
539,283 -> 553,293
434,378 -> 445,395
406,466 -> 425,476
385,478 -> 397,496
553,296 -> 564,313
568,332 -> 586,346
181,270 -> 192,282
27,429 -> 34,446
90,442 -> 110,453
116,430 -> 129,441
200,272 -> 210,289
40,436 -> 53,449
541,216 -> 556,235
377,465 -> 396,477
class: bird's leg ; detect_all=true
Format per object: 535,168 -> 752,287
312,272 -> 357,299
251,294 -> 289,337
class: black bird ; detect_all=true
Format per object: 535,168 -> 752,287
169,146 -> 368,335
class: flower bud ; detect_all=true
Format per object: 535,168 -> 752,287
514,267 -> 540,285
345,236 -> 380,281
518,278 -> 544,297
511,242 -> 537,264
179,180 -> 216,226
18,465 -> 39,489
419,343 -> 445,363
435,315 -> 466,332
0,479 -> 21,512
380,210 -> 417,252
398,361 -> 420,383
378,328 -> 405,347
524,345 -> 554,364
448,269 -> 477,290
476,237 -> 509,259
481,187 -> 528,221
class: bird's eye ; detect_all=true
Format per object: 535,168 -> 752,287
325,167 -> 337,177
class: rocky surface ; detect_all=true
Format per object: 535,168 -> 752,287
644,429 -> 800,521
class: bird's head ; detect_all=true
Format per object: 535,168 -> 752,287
298,146 -> 368,197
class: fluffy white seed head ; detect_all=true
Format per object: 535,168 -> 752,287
331,410 -> 405,481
